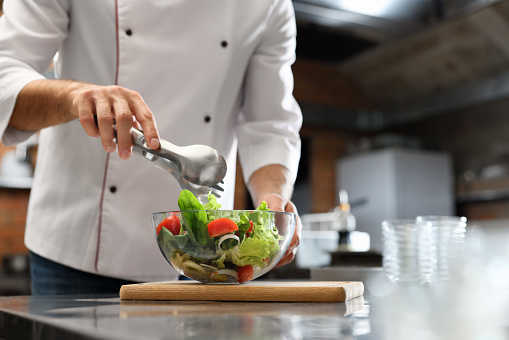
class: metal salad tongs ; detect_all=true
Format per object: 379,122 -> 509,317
96,115 -> 227,201
129,127 -> 227,200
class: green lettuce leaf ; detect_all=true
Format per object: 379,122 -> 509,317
203,192 -> 223,222
203,192 -> 221,210
157,227 -> 189,262
158,227 -> 218,262
158,227 -> 189,249
214,209 -> 282,268
235,213 -> 252,239
249,201 -> 273,229
177,190 -> 211,245
256,201 -> 270,211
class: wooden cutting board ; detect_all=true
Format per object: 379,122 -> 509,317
120,281 -> 364,303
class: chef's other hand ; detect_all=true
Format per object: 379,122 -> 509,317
257,193 -> 302,268
72,84 -> 160,160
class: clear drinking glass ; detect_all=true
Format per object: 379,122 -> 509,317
416,215 -> 467,285
381,219 -> 432,285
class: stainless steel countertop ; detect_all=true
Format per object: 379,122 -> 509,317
1,280 -> 509,340
311,266 -> 383,283
0,292 -> 371,340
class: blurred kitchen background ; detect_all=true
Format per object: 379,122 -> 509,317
2,0 -> 509,292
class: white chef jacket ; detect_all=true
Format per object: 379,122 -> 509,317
0,0 -> 302,281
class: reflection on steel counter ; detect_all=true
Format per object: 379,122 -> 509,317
0,295 -> 371,339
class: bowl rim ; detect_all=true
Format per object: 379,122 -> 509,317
151,210 -> 296,218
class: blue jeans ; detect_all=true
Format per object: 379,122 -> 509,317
29,252 -> 139,295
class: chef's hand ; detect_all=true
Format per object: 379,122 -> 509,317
257,193 -> 302,268
72,84 -> 160,159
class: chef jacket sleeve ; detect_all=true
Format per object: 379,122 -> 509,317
236,0 -> 303,186
0,0 -> 69,146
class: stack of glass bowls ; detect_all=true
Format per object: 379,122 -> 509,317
416,215 -> 467,285
382,219 -> 432,285
382,216 -> 467,286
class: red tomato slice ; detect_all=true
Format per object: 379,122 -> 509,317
246,220 -> 254,236
156,214 -> 181,236
237,265 -> 254,283
207,218 -> 239,238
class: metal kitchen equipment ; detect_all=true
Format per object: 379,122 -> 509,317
331,189 -> 357,249
296,190 -> 370,269
98,117 -> 227,200
129,127 -> 226,197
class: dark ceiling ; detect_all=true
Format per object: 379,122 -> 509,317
292,0 -> 509,131
292,0 -> 485,62
295,25 -> 377,62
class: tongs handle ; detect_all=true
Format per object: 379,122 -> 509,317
93,116 -> 226,192
92,115 -> 182,168
129,127 -> 182,166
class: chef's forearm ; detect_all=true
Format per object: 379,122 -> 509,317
8,79 -> 82,131
247,164 -> 294,207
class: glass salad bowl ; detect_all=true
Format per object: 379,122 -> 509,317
151,209 -> 296,284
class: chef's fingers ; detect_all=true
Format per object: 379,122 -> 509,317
74,90 -> 100,138
276,242 -> 298,268
276,249 -> 296,268
275,201 -> 302,268
286,201 -> 302,250
129,93 -> 160,150
95,96 -> 117,153
113,100 -> 134,160
132,116 -> 141,130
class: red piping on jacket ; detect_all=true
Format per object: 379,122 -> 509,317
95,0 -> 120,271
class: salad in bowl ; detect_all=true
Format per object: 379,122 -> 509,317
152,190 -> 295,284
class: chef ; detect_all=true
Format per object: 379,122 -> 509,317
0,0 -> 302,294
